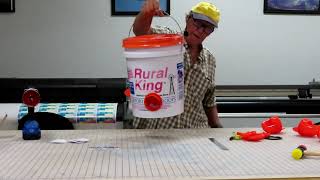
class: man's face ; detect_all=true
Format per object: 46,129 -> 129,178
185,16 -> 215,45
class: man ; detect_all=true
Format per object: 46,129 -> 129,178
132,0 -> 222,129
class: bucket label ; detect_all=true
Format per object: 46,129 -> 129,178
129,81 -> 135,95
131,67 -> 168,93
125,50 -> 184,118
128,63 -> 183,105
177,62 -> 184,100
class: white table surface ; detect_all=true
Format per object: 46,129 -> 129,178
0,103 -> 20,130
0,128 -> 320,180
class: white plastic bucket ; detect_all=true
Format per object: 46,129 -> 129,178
123,34 -> 184,118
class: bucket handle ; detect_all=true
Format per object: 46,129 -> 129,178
128,11 -> 183,37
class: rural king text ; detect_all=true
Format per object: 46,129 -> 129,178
133,67 -> 168,93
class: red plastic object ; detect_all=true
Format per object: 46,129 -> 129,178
144,93 -> 163,111
236,131 -> 270,141
124,88 -> 131,97
261,116 -> 283,134
22,88 -> 40,107
293,118 -> 319,137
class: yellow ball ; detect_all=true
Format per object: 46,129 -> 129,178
292,148 -> 303,160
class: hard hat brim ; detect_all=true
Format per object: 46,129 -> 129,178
191,12 -> 218,28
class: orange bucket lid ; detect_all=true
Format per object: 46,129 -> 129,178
123,34 -> 183,49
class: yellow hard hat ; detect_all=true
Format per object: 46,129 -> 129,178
191,2 -> 220,28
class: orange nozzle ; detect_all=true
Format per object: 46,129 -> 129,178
124,88 -> 131,97
144,93 -> 162,111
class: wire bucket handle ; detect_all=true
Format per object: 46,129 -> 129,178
128,11 -> 183,37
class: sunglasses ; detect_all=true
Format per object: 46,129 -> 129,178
191,17 -> 215,34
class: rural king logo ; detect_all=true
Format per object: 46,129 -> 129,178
131,67 -> 169,93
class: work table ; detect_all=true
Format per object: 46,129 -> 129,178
0,128 -> 319,180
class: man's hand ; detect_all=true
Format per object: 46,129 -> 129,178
206,106 -> 223,128
141,0 -> 164,16
133,0 -> 164,36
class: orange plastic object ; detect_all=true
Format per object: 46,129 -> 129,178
261,116 -> 283,134
144,93 -> 163,111
236,131 -> 270,141
22,88 -> 40,107
293,118 -> 319,137
123,34 -> 183,49
124,88 -> 131,97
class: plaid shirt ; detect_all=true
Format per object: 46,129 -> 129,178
132,26 -> 217,129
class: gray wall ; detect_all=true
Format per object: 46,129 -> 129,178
0,0 -> 319,85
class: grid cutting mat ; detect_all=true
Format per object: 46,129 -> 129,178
0,128 -> 320,180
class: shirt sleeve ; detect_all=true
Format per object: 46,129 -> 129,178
203,83 -> 216,107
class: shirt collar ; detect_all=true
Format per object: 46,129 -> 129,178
183,43 -> 205,64
183,43 -> 203,51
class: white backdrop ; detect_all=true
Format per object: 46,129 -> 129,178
0,0 -> 319,85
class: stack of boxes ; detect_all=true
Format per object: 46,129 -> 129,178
18,103 -> 118,124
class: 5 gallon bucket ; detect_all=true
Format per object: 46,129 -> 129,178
122,34 -> 184,118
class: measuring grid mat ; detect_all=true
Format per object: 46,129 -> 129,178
0,128 -> 320,179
